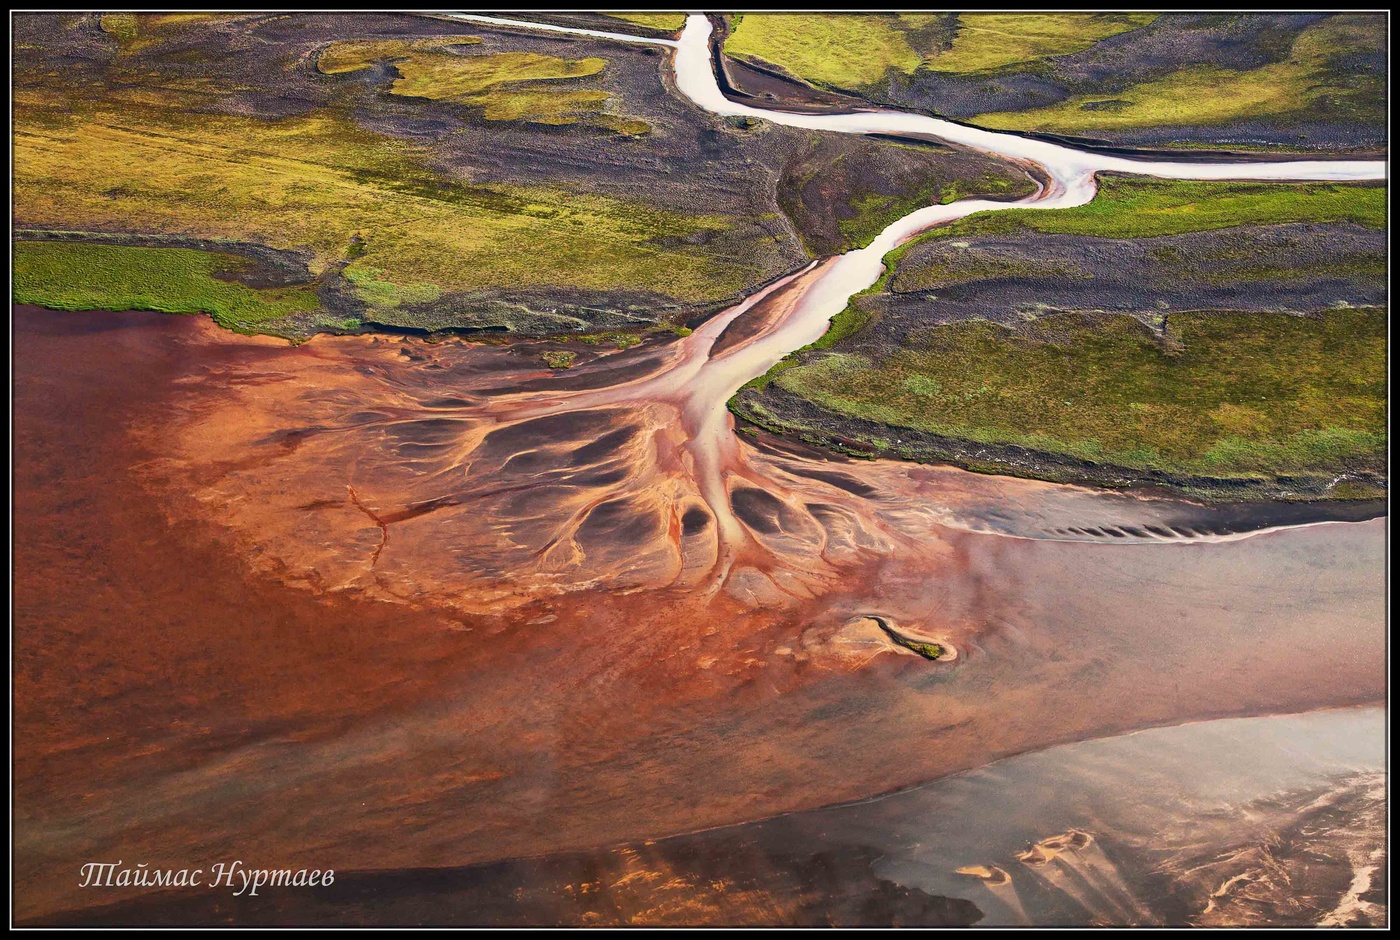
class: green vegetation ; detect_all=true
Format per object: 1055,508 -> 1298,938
872,619 -> 946,659
835,174 -> 1023,250
775,134 -> 1035,257
98,13 -> 225,53
12,241 -> 320,333
722,13 -> 1381,149
343,265 -> 442,312
752,179 -> 1383,371
810,303 -> 873,351
390,50 -> 605,100
542,350 -> 577,369
738,357 -> 801,394
98,13 -> 139,43
604,13 -> 686,32
900,640 -> 945,660
723,13 -> 1156,89
805,235 -> 913,352
724,14 -> 939,88
740,177 -> 1388,487
928,14 -> 1156,73
972,15 -> 1383,132
13,88 -> 773,315
565,323 -> 695,349
768,309 -> 1385,477
577,330 -> 643,350
317,43 -> 650,133
315,38 -> 482,75
914,178 -> 1385,242
893,251 -> 1085,293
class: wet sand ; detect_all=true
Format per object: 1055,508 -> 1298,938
12,305 -> 1385,923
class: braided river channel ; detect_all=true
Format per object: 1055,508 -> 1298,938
13,13 -> 1386,926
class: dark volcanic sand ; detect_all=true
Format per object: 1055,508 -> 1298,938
12,306 -> 1386,924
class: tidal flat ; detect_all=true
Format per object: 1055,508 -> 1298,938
12,305 -> 1385,924
38,707 -> 1386,926
10,11 -> 1389,930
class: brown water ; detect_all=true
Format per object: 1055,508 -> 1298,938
12,304 -> 1386,923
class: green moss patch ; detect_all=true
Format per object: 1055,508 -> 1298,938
13,241 -> 320,333
928,14 -> 1157,73
972,15 -> 1384,134
316,38 -> 483,75
605,13 -> 686,32
724,14 -> 941,89
319,42 -> 650,134
921,178 -> 1385,242
13,97 -> 761,308
771,308 -> 1386,478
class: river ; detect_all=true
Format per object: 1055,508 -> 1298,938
10,13 -> 1388,926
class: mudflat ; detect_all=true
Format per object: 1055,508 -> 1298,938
13,305 -> 1384,923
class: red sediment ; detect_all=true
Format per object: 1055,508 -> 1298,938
12,305 -> 1386,922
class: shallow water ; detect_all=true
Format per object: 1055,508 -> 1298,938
39,707 -> 1386,926
12,306 -> 1386,924
11,11 -> 1390,928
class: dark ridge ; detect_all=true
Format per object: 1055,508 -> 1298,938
363,320 -> 510,337
733,389 -> 1389,509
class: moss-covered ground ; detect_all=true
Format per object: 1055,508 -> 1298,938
604,13 -> 686,32
973,15 -> 1384,135
12,242 -> 321,335
721,13 -> 1384,152
318,42 -> 651,134
926,14 -> 1159,73
12,88 -> 759,314
736,178 -> 1388,488
767,309 -> 1385,478
913,178 -> 1385,241
723,14 -> 940,89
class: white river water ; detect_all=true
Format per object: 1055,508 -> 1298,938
433,13 -> 1386,564
447,13 -> 1385,405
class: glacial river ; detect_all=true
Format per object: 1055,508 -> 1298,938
441,13 -> 1386,568
10,13 -> 1388,925
452,13 -> 1385,409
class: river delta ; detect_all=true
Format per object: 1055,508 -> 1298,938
11,12 -> 1389,927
